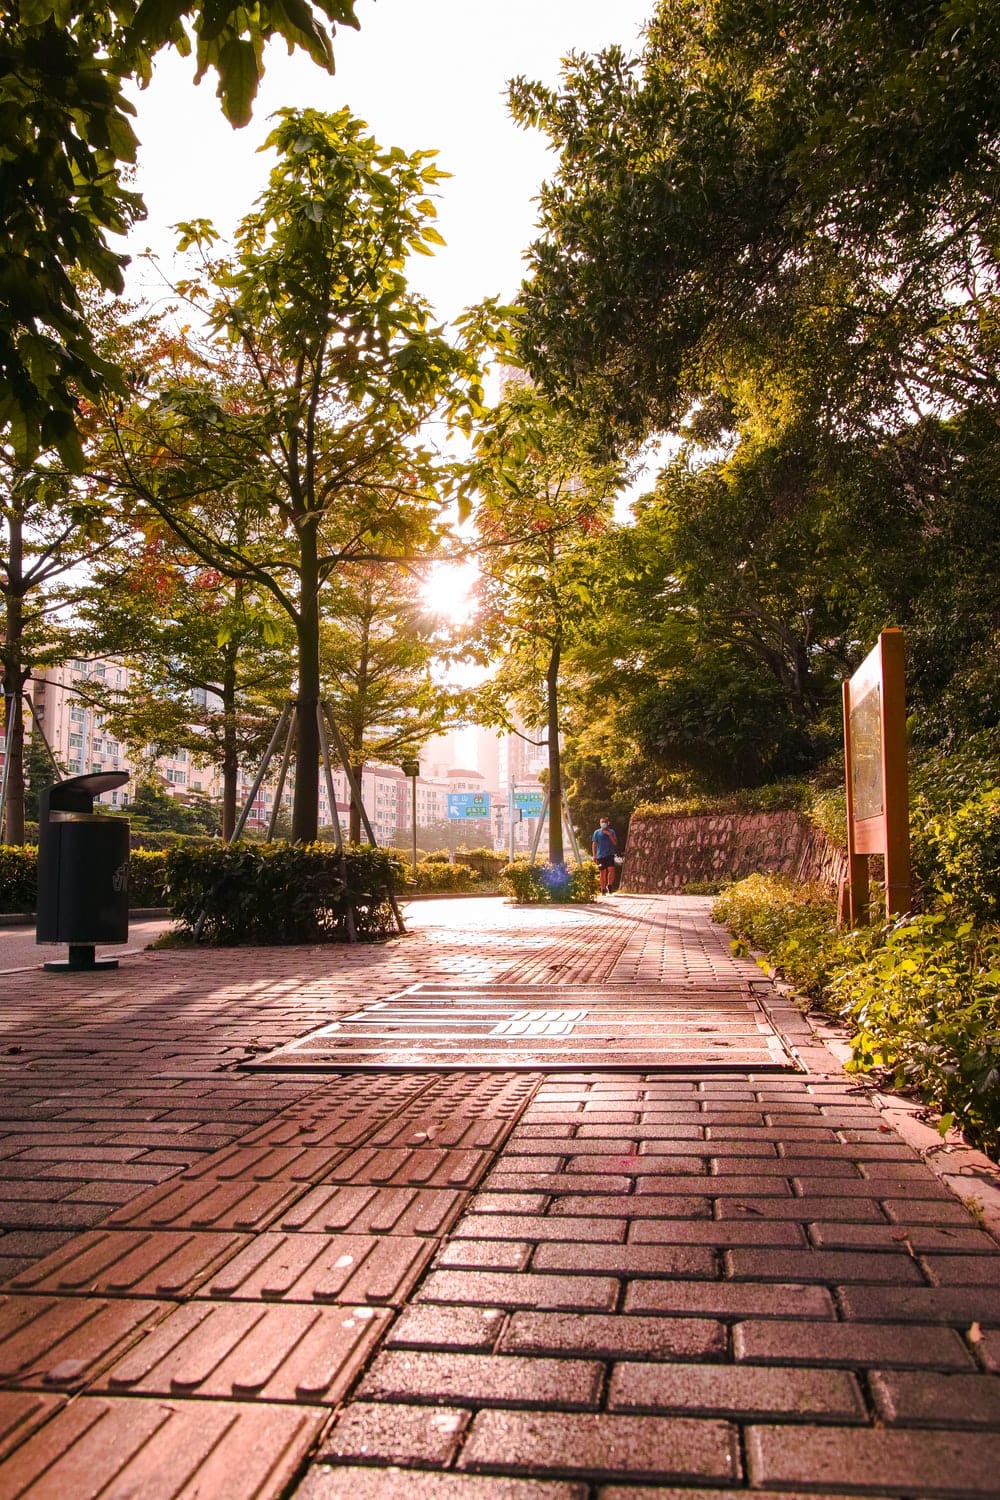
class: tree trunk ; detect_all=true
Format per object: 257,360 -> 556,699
220,649 -> 238,841
348,600 -> 371,845
292,524 -> 320,842
546,638 -> 564,865
348,758 -> 365,844
2,515 -> 27,845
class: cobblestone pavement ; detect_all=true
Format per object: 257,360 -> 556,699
1,895 -> 999,1498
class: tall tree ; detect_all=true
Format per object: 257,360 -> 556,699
79,527 -> 294,839
103,108 -> 486,842
0,1 -> 360,467
470,387 -> 622,863
0,450 -> 126,843
510,0 -> 1000,449
322,563 -> 457,842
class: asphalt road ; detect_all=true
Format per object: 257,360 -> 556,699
0,917 -> 175,974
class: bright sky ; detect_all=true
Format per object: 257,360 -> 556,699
126,0 -> 652,320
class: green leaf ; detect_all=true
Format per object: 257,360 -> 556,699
217,39 -> 260,128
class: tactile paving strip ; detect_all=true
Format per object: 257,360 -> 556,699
0,1296 -> 162,1391
0,1393 -> 324,1497
274,1185 -> 466,1237
5,1230 -> 251,1300
194,1231 -> 435,1304
96,1299 -> 389,1401
244,983 -> 799,1073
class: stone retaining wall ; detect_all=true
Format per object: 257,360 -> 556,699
621,810 -> 847,893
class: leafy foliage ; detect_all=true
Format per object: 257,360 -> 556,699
713,861 -> 1000,1156
0,1 -> 359,464
105,108 -> 485,841
512,0 -> 1000,451
128,848 -> 169,906
164,840 -> 403,944
471,386 -> 623,861
500,858 -> 600,905
0,845 -> 38,912
634,782 -> 812,819
829,912 -> 1000,1156
407,861 -> 482,894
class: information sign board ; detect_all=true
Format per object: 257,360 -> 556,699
842,629 -> 910,923
512,790 -> 545,815
447,792 -> 491,820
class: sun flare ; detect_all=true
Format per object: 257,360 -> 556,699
421,560 -> 479,625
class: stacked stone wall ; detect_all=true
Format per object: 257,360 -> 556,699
621,811 -> 847,893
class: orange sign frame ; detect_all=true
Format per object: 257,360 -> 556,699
842,629 -> 911,924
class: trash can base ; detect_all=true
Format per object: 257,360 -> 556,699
44,944 -> 119,973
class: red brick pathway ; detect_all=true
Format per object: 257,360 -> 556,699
1,895 -> 998,1497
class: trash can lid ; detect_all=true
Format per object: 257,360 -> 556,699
49,771 -> 130,812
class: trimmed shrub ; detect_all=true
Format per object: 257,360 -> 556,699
164,840 -> 404,944
1,844 -> 172,912
127,829 -> 215,852
128,849 -> 169,907
407,861 -> 482,894
0,845 -> 37,912
500,859 -> 600,905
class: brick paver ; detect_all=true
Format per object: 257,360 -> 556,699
0,893 -> 998,1498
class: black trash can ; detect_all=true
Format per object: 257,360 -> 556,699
36,771 -> 131,971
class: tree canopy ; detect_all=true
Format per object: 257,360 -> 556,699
0,0 -> 359,467
511,0 -> 1000,450
102,108 -> 486,841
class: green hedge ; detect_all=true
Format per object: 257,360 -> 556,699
406,861 -> 482,894
0,846 -> 37,912
500,859 -> 600,905
164,840 -> 403,944
128,850 -> 169,907
0,844 -> 170,912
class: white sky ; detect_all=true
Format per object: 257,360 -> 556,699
125,0 -> 652,321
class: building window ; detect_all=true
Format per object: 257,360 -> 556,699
70,707 -> 86,723
68,732 -> 83,748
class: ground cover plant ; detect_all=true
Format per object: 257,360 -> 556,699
713,749 -> 1000,1156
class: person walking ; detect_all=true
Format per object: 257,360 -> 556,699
591,815 -> 620,895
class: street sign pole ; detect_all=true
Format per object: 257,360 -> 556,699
400,757 -> 421,875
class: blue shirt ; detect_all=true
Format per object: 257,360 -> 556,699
592,827 -> 618,859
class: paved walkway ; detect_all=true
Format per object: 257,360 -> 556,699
1,895 -> 999,1498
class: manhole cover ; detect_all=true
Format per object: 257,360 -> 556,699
243,983 -> 799,1073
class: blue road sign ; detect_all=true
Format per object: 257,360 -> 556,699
512,790 -> 545,815
447,792 -> 491,819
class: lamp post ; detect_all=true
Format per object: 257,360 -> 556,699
400,757 -> 420,874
